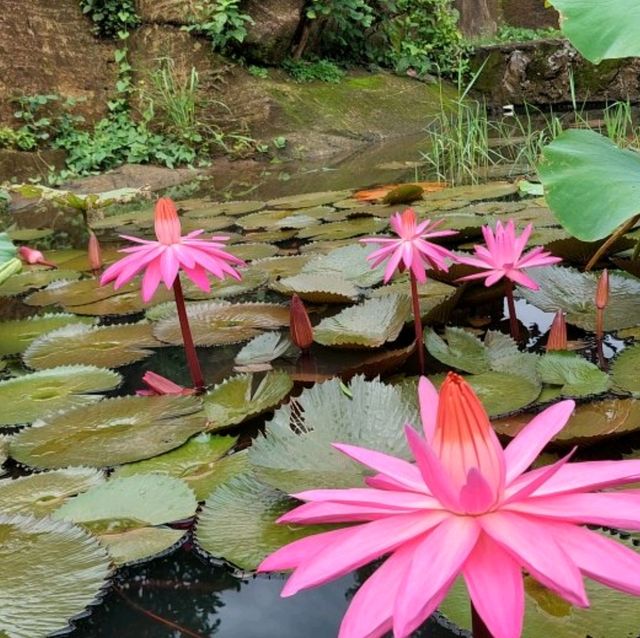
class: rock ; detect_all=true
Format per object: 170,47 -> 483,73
134,0 -> 205,25
0,149 -> 66,183
500,0 -> 558,29
0,0 -> 116,127
454,0 -> 500,38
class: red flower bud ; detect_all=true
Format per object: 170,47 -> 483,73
88,230 -> 103,272
289,294 -> 313,351
546,311 -> 567,351
596,269 -> 609,310
136,371 -> 195,396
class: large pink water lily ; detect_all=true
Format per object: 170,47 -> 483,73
360,208 -> 457,283
259,373 -> 640,638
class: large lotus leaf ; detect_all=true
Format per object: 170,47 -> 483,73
313,294 -> 411,348
9,395 -> 205,469
230,243 -> 279,262
203,371 -> 293,431
181,267 -> 267,300
195,473 -> 330,571
0,313 -> 96,356
112,434 -> 246,501
66,286 -> 173,316
25,277 -> 139,308
270,274 -> 359,303
23,322 -> 161,370
183,200 -> 264,217
153,302 -> 290,347
301,244 -> 385,288
249,376 -> 418,493
493,398 -> 640,444
53,474 -> 197,566
234,332 -> 298,367
0,269 -> 81,297
251,255 -> 311,280
517,266 -> 640,331
539,130 -> 640,242
547,0 -> 640,62
0,514 -> 111,638
266,190 -> 349,209
537,352 -> 610,398
0,467 -> 105,516
611,344 -> 640,396
297,217 -> 388,241
0,366 -> 122,427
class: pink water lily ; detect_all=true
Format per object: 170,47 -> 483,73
259,373 -> 640,638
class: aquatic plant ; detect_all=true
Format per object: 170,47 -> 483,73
259,373 -> 640,638
546,310 -> 567,352
136,371 -> 194,397
361,208 -> 457,373
289,294 -> 314,351
457,221 -> 561,340
18,245 -> 56,268
595,269 -> 609,368
87,230 -> 102,274
101,197 -> 244,390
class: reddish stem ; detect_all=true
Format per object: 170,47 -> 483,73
410,272 -> 425,375
172,277 -> 205,392
504,279 -> 520,341
471,602 -> 493,638
595,308 -> 607,370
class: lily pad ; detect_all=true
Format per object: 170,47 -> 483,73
235,332 -> 298,367
112,434 -> 247,501
230,243 -> 279,262
301,244 -> 385,288
0,467 -> 105,517
249,376 -> 417,492
66,286 -> 174,316
424,181 -> 518,203
236,208 -> 320,231
183,200 -> 264,217
25,278 -> 138,308
9,395 -> 205,469
0,514 -> 111,638
425,327 -> 490,374
23,322 -> 161,370
0,366 -> 122,427
203,371 -> 293,431
153,302 -> 290,347
53,474 -> 197,566
271,274 -> 359,303
266,190 -> 349,209
251,255 -> 311,280
195,473 -> 330,571
314,293 -> 411,348
182,267 -> 267,300
0,313 -> 96,356
611,344 -> 640,396
297,217 -> 388,241
0,436 -> 8,476
537,351 -> 610,398
0,269 -> 81,297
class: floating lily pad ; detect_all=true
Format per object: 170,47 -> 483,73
251,255 -> 312,280
195,473 -> 330,571
297,217 -> 388,241
517,266 -> 640,332
7,228 -> 54,241
228,243 -> 279,262
0,436 -> 8,476
266,190 -> 349,209
182,267 -> 267,300
0,467 -> 105,516
235,332 -> 298,367
53,474 -> 197,566
181,215 -> 234,233
537,351 -> 610,398
0,313 -> 96,356
67,286 -> 174,316
611,344 -> 640,396
183,200 -> 264,217
153,302 -> 290,347
271,274 -> 359,303
24,322 -> 161,370
301,244 -> 385,288
0,269 -> 81,297
0,514 -> 111,638
203,371 -> 293,431
236,208 -> 318,231
314,294 -> 411,348
45,248 -> 120,272
9,395 -> 205,469
249,376 -> 417,493
112,434 -> 247,501
0,366 -> 122,427
424,181 -> 518,202
25,278 -> 138,308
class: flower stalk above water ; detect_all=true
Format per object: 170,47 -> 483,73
101,197 -> 245,391
595,269 -> 609,369
259,373 -> 640,638
361,208 -> 457,374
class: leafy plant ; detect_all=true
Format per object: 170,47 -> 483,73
247,65 -> 269,79
0,126 -> 37,151
78,0 -> 140,37
282,58 -> 345,83
185,0 -> 254,51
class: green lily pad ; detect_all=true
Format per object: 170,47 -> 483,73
23,322 -> 161,370
25,278 -> 138,308
301,244 -> 385,288
297,217 -> 388,241
153,302 -> 290,347
517,266 -> 640,332
0,366 -> 122,427
230,243 -> 279,262
271,274 -> 359,303
112,434 -> 247,501
182,267 -> 267,300
7,228 -> 54,242
53,474 -> 197,566
314,294 -> 411,348
0,232 -> 17,263
611,344 -> 640,396
0,467 -> 105,517
425,327 -> 490,374
236,208 -> 320,231
180,215 -> 234,233
183,200 -> 264,217
266,190 -> 349,209
0,514 -> 111,638
537,351 -> 610,398
423,181 -> 518,203
195,473 -> 330,571
251,255 -> 312,280
66,286 -> 174,316
203,371 -> 293,431
235,332 -> 298,367
9,395 -> 205,469
0,270 -> 81,297
249,376 -> 417,493
0,313 -> 96,356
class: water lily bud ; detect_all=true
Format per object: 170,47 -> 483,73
136,370 -> 194,396
596,269 -> 609,310
88,230 -> 102,272
546,310 -> 567,351
289,294 -> 313,351
18,245 -> 56,268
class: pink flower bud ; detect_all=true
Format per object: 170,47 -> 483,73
88,231 -> 102,272
136,371 -> 195,396
596,269 -> 609,310
18,246 -> 56,268
289,294 -> 313,351
546,311 -> 567,351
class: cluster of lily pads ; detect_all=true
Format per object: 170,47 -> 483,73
3,180 -> 640,637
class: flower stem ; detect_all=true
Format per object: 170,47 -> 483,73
471,602 -> 493,638
410,272 -> 425,375
504,279 -> 520,341
172,277 -> 205,392
595,308 -> 607,370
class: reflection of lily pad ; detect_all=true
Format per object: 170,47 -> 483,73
53,474 -> 197,566
250,376 -> 417,493
271,274 -> 359,303
314,294 -> 411,348
24,322 -> 161,370
611,344 -> 640,396
537,351 -> 610,398
0,313 -> 95,356
0,467 -> 105,516
112,434 -> 247,501
203,371 -> 293,431
0,365 -> 122,427
0,269 -> 81,297
0,514 -> 111,638
195,473 -> 329,571
10,395 -> 205,469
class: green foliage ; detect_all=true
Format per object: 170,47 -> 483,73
247,65 -> 269,79
475,25 -> 561,45
282,58 -> 345,83
78,0 -> 139,37
0,126 -> 37,151
185,0 -> 254,51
